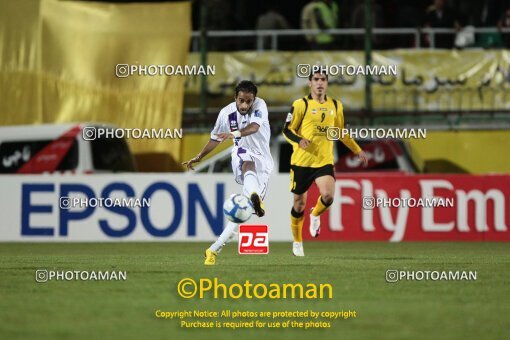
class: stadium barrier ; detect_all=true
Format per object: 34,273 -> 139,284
190,27 -> 510,51
185,50 -> 510,111
1,173 -> 508,242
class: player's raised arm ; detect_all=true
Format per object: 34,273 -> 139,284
182,139 -> 221,170
182,110 -> 226,170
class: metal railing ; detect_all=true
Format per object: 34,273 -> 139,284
185,26 -> 510,129
191,27 -> 510,51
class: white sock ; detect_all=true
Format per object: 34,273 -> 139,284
243,170 -> 259,196
210,221 -> 238,252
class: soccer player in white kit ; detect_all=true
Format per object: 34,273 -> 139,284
182,81 -> 274,265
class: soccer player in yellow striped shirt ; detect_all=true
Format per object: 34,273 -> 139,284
282,68 -> 367,256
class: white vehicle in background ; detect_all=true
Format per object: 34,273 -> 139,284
193,135 -> 417,174
0,123 -> 136,174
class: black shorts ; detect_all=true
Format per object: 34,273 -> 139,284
289,164 -> 335,195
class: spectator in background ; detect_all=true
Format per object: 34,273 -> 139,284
325,0 -> 340,28
395,2 -> 422,48
301,0 -> 339,50
193,0 -> 232,50
452,6 -> 474,48
474,0 -> 504,27
498,6 -> 510,47
204,0 -> 230,31
256,5 -> 290,30
423,0 -> 458,48
351,0 -> 384,49
301,0 -> 320,47
256,4 -> 290,49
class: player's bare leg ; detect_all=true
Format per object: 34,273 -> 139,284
204,161 -> 264,265
291,192 -> 307,256
242,161 -> 264,217
309,175 -> 335,237
205,220 -> 240,265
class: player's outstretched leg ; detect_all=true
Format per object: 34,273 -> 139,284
243,169 -> 265,217
204,221 -> 238,265
250,192 -> 265,217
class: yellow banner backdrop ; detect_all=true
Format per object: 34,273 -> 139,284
0,0 -> 190,159
186,50 -> 510,111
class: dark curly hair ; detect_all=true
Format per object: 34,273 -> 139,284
235,80 -> 258,97
308,65 -> 329,80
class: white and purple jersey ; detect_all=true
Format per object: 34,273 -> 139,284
210,97 -> 274,190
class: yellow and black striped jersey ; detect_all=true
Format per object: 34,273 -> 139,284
282,94 -> 361,168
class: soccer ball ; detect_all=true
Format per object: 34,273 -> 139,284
223,194 -> 253,223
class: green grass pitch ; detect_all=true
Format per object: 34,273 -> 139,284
0,242 -> 508,340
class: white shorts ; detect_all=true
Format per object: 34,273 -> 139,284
231,146 -> 270,199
